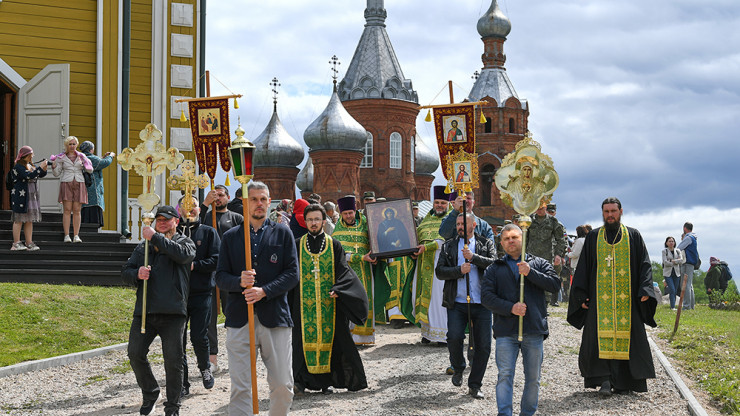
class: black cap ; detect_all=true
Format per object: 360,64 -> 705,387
363,191 -> 375,199
155,205 -> 179,219
412,202 -> 419,207
546,203 -> 556,211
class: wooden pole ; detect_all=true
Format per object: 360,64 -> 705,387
670,272 -> 690,341
241,183 -> 259,413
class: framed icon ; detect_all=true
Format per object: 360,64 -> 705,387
365,198 -> 419,259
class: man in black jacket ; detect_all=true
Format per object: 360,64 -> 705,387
177,196 -> 220,396
436,212 -> 496,399
122,205 -> 196,416
482,223 -> 560,416
216,181 -> 299,415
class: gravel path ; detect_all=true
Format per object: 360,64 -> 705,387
0,309 -> 701,415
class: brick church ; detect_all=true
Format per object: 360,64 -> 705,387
256,0 -> 527,225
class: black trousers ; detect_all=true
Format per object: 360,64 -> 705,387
183,292 -> 212,387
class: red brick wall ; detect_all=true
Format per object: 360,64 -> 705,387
254,166 -> 299,202
310,149 -> 364,204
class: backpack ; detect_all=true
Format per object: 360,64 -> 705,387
720,264 -> 732,283
4,169 -> 14,191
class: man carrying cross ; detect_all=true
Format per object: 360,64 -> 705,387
289,203 -> 369,395
567,197 -> 659,396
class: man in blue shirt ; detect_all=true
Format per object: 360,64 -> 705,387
436,212 -> 496,399
438,191 -> 495,241
481,223 -> 560,416
677,222 -> 699,310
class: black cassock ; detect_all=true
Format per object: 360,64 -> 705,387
567,226 -> 659,392
290,234 -> 369,392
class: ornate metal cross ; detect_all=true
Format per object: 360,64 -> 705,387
118,123 -> 184,212
167,159 -> 209,217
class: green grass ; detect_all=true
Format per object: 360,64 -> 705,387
654,304 -> 740,414
0,283 -> 135,367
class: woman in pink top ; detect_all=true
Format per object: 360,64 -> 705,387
51,136 -> 93,243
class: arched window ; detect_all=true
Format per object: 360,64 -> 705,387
481,164 -> 496,206
508,117 -> 515,133
484,116 -> 492,133
389,132 -> 402,169
360,132 -> 373,168
410,135 -> 415,173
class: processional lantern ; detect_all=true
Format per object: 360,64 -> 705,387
228,124 -> 256,184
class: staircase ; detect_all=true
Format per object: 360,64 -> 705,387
0,210 -> 138,286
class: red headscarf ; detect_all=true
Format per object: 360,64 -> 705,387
292,199 -> 309,228
15,146 -> 33,163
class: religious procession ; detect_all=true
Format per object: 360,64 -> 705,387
1,0 -> 733,416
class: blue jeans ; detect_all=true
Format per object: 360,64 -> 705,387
495,335 -> 544,416
128,314 -> 186,415
665,272 -> 680,309
446,302 -> 492,389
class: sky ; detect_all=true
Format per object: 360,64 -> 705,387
204,0 -> 740,273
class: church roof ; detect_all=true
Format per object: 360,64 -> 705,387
414,137 -> 439,175
252,106 -> 304,168
296,157 -> 314,192
336,0 -> 418,103
466,68 -> 526,109
477,0 -> 511,39
303,89 -> 368,152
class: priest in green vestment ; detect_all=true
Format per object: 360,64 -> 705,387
290,203 -> 369,394
567,197 -> 659,396
332,195 -> 385,345
401,185 -> 451,342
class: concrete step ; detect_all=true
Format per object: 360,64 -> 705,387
0,269 -> 125,286
0,230 -> 123,243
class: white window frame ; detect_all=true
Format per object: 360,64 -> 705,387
389,132 -> 402,169
361,132 -> 373,168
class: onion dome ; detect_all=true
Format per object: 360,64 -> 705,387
252,107 -> 304,168
477,0 -> 511,39
304,89 -> 367,153
296,157 -> 314,193
415,138 -> 439,175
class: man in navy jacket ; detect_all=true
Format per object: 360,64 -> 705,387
216,181 -> 299,415
482,223 -> 560,416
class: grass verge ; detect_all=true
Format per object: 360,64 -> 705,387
654,304 -> 740,415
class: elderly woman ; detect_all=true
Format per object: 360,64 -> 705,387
78,141 -> 115,227
51,136 -> 93,242
10,146 -> 48,250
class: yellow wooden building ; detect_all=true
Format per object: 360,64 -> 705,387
0,0 -> 205,238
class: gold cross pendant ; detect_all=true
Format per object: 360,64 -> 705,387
605,255 -> 613,267
312,258 -> 320,280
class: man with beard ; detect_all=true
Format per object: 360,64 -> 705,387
176,196 -> 220,396
407,185 -> 451,344
438,191 -> 495,241
290,203 -> 369,395
436,212 -> 496,399
215,181 -> 299,415
122,205 -> 196,416
567,197 -> 659,396
200,184 -> 244,373
332,195 -> 379,345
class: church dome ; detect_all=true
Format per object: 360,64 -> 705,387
252,107 -> 304,168
415,138 -> 439,175
477,0 -> 511,39
304,90 -> 367,153
296,157 -> 314,193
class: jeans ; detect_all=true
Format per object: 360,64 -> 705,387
495,335 -> 544,416
183,292 -> 212,388
665,272 -> 681,309
680,264 -> 695,309
128,314 -> 186,415
446,302 -> 492,390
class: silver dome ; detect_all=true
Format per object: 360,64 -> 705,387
253,109 -> 305,168
415,138 -> 439,175
296,157 -> 314,192
477,0 -> 511,39
304,90 -> 367,153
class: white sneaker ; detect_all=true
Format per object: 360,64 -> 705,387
63,235 -> 72,243
26,242 -> 40,251
73,235 -> 82,243
10,242 -> 27,251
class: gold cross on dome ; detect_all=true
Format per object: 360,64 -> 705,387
605,255 -> 613,267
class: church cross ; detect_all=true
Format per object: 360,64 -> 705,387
312,257 -> 321,280
471,70 -> 480,81
270,77 -> 281,110
329,55 -> 341,83
605,255 -> 613,267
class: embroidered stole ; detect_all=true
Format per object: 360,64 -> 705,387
413,211 -> 446,323
299,234 -> 336,374
596,224 -> 631,360
333,216 -> 374,337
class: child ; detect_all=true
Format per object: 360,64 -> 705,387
10,146 -> 48,250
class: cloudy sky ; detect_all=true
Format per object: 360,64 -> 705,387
205,0 -> 740,272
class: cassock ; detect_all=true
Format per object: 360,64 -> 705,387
567,224 -> 659,392
290,232 -> 369,392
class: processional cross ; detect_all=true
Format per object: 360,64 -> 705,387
168,160 -> 209,217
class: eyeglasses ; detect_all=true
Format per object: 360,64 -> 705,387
305,218 -> 323,223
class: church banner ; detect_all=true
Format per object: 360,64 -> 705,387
432,104 -> 479,192
187,98 -> 232,179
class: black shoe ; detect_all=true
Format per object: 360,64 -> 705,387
421,337 -> 431,344
613,388 -> 631,395
201,367 -> 215,389
139,393 -> 159,415
180,385 -> 190,398
436,341 -> 447,347
390,319 -> 405,329
452,371 -> 463,387
469,388 -> 484,399
322,386 -> 334,395
551,302 -> 560,307
294,382 -> 305,396
598,381 -> 612,397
